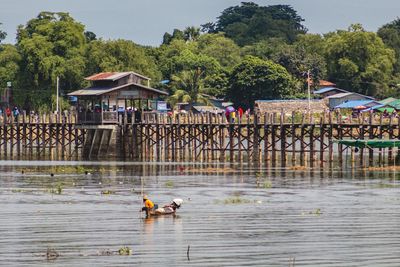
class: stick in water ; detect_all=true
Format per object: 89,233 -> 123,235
187,245 -> 190,261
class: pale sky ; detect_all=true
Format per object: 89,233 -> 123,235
1,0 -> 399,46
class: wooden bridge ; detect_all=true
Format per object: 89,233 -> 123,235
124,111 -> 400,167
0,111 -> 399,166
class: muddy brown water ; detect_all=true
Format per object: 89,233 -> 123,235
0,161 -> 400,266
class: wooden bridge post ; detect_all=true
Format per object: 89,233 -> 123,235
378,113 -> 383,165
388,114 -> 394,162
291,111 -> 296,165
320,111 -> 326,167
253,113 -> 260,162
300,113 -> 305,166
368,112 -> 374,166
280,112 -> 286,166
328,111 -> 333,162
271,113 -> 277,166
264,113 -> 269,164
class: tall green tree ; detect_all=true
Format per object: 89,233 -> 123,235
273,43 -> 326,91
215,2 -> 307,46
378,19 -> 400,74
197,33 -> 241,69
84,39 -> 161,83
228,56 -> 295,109
16,12 -> 87,109
0,45 -> 21,91
325,24 -> 395,97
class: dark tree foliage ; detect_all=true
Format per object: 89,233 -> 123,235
200,22 -> 217,34
215,2 -> 307,46
228,56 -> 295,109
84,31 -> 97,42
162,29 -> 185,45
15,12 -> 87,109
0,23 -> 6,43
378,18 -> 400,73
274,44 -> 327,90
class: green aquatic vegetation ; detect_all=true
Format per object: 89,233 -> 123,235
165,180 -> 174,188
262,181 -> 272,189
101,190 -> 115,195
19,165 -> 94,174
118,246 -> 132,255
224,197 -> 251,204
48,183 -> 63,195
375,183 -> 399,189
11,188 -> 25,193
302,208 -> 322,216
215,196 -> 254,205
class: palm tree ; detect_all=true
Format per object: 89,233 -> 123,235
168,69 -> 211,109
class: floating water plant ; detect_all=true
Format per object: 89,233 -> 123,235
101,190 -> 115,195
46,248 -> 59,260
214,196 -> 254,205
165,180 -> 174,188
262,180 -> 272,189
48,183 -> 63,195
223,197 -> 252,204
302,208 -> 322,216
118,246 -> 132,255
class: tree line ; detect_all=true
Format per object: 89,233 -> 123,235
0,2 -> 400,111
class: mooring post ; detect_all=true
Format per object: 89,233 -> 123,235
280,112 -> 286,167
291,111 -> 296,164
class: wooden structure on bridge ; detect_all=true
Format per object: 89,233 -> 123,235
68,72 -> 168,124
67,71 -> 168,158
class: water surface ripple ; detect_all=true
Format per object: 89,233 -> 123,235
0,162 -> 399,266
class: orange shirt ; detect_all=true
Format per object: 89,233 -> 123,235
144,199 -> 154,209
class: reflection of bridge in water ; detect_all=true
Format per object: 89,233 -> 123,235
1,111 -> 400,166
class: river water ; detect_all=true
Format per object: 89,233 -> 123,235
0,161 -> 399,266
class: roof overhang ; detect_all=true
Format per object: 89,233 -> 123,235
68,82 -> 168,97
85,71 -> 151,81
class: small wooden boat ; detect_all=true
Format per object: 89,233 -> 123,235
145,198 -> 183,217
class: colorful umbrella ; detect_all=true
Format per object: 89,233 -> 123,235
354,105 -> 366,110
225,106 -> 235,113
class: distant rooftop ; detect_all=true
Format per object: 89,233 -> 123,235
326,92 -> 374,100
85,71 -> 151,81
307,79 -> 336,87
335,100 -> 375,109
314,87 -> 347,95
379,97 -> 397,105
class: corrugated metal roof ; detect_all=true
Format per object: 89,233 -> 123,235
335,100 -> 374,109
314,87 -> 347,94
335,100 -> 379,108
327,92 -> 375,100
255,99 -> 323,103
192,106 -> 224,113
386,99 -> 400,109
326,92 -> 354,98
85,71 -> 150,81
380,97 -> 397,105
68,82 -> 168,96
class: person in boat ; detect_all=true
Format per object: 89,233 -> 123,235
141,195 -> 156,214
160,199 -> 183,214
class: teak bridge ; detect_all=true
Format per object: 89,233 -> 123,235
0,111 -> 400,166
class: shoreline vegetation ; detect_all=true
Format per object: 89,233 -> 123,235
0,2 -> 399,114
